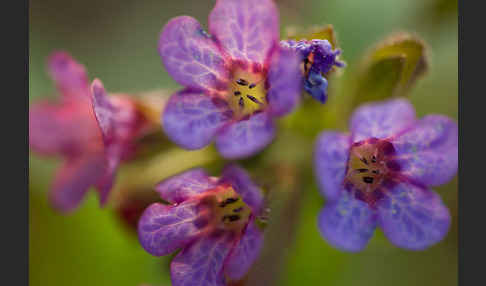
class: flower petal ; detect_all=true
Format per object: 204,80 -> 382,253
350,98 -> 416,142
47,51 -> 90,98
90,79 -> 117,145
390,115 -> 458,186
95,153 -> 120,206
377,182 -> 451,250
159,16 -> 229,94
220,164 -> 264,214
314,132 -> 351,201
49,155 -> 106,213
162,90 -> 233,150
171,233 -> 233,286
224,220 -> 264,280
215,112 -> 275,159
29,100 -> 102,156
266,47 -> 302,117
155,168 -> 217,204
318,192 -> 377,252
209,0 -> 279,65
138,201 -> 202,257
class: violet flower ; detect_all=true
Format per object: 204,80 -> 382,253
159,0 -> 303,159
29,52 -> 148,212
138,165 -> 264,286
314,98 -> 457,251
280,39 -> 344,103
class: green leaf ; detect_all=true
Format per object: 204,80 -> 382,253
353,32 -> 428,105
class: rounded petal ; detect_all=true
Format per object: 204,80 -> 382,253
318,192 -> 377,252
390,115 -> 458,186
155,168 -> 217,204
47,51 -> 89,98
162,91 -> 233,150
138,201 -> 201,257
266,47 -> 302,117
49,155 -> 105,213
171,233 -> 233,286
377,182 -> 451,250
350,98 -> 416,142
215,112 -> 275,159
159,16 -> 229,94
29,100 -> 102,156
209,0 -> 279,65
90,79 -> 117,145
220,164 -> 264,214
224,221 -> 264,280
314,132 -> 351,201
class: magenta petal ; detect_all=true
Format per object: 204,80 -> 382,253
171,233 -> 232,286
224,221 -> 264,280
314,132 -> 351,201
215,112 -> 275,159
47,51 -> 90,98
350,98 -> 416,142
138,201 -> 201,257
391,115 -> 458,186
49,155 -> 105,213
266,47 -> 302,117
90,79 -> 117,145
29,100 -> 101,156
159,16 -> 229,94
209,0 -> 279,65
377,182 -> 451,250
220,164 -> 264,214
155,168 -> 217,204
95,153 -> 120,206
163,91 -> 233,150
318,192 -> 377,252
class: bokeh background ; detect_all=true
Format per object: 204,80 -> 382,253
29,0 -> 458,285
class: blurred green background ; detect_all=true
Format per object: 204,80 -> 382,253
29,0 -> 458,285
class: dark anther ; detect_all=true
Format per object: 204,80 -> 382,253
372,170 -> 379,174
246,95 -> 262,104
234,91 -> 241,96
371,156 -> 377,163
363,177 -> 374,184
249,83 -> 256,89
356,168 -> 369,173
360,157 -> 369,165
239,97 -> 244,108
233,207 -> 243,213
219,197 -> 239,208
236,79 -> 249,86
222,214 -> 241,222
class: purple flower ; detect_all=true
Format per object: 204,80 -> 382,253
138,165 -> 264,285
159,0 -> 303,159
280,39 -> 344,103
314,98 -> 457,251
29,52 -> 149,213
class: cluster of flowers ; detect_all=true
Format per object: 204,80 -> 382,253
29,0 -> 458,285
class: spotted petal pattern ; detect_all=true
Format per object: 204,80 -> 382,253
47,51 -> 90,98
159,16 -> 229,94
49,156 -> 106,213
350,98 -> 416,142
171,233 -> 232,286
209,0 -> 279,65
377,182 -> 451,250
266,47 -> 302,117
318,192 -> 377,252
220,164 -> 264,214
224,221 -> 264,280
314,132 -> 351,201
215,111 -> 275,159
391,115 -> 458,186
163,91 -> 233,150
138,201 -> 201,257
155,168 -> 217,204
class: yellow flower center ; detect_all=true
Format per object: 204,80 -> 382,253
227,69 -> 267,119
